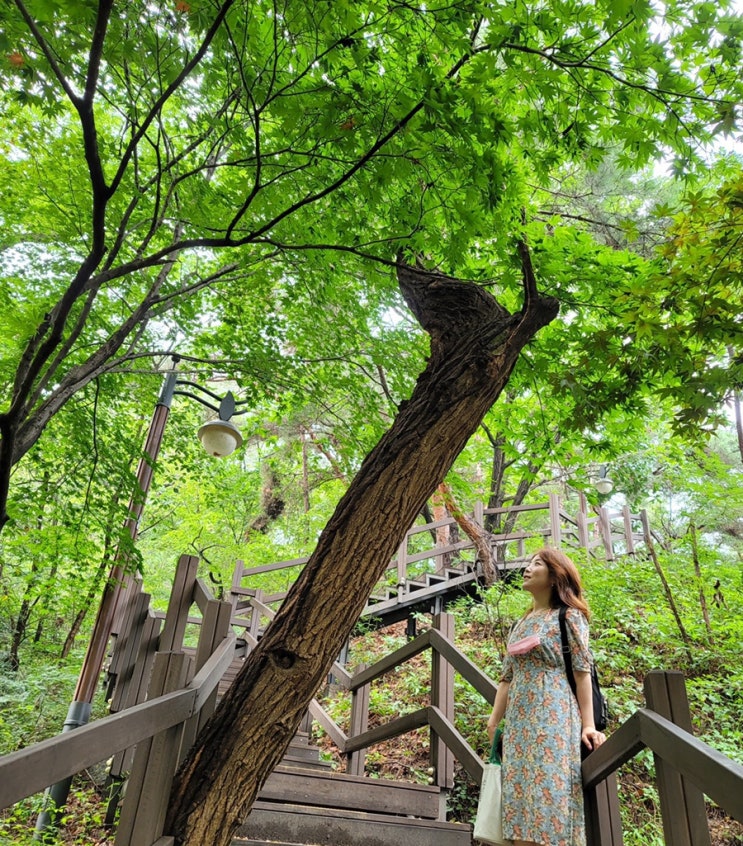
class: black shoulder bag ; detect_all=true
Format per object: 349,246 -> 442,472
558,605 -> 608,733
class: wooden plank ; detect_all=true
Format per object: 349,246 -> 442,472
483,503 -> 549,516
190,634 -> 237,712
192,577 -> 213,614
108,586 -> 146,684
403,539 -> 474,566
582,712 -> 644,790
194,603 -> 233,735
598,508 -> 614,560
644,672 -> 712,845
239,556 -> 309,576
0,633 -> 231,810
350,631 -> 431,690
549,492 -> 562,547
427,705 -> 483,786
397,540 -> 407,589
110,591 -> 151,712
117,653 -> 192,846
110,611 -> 162,777
251,596 -> 277,622
159,554 -> 199,652
238,800 -> 471,846
431,613 -> 455,789
348,666 -> 369,776
638,709 -> 743,824
345,708 -> 429,755
428,629 -> 497,703
308,699 -> 348,751
585,772 -> 623,846
0,687 -> 196,810
622,506 -> 635,554
406,516 -> 458,536
259,765 -> 441,818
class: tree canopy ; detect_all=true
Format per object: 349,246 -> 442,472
1,1 -> 743,842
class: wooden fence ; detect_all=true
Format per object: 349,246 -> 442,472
0,555 -> 235,846
229,494 -> 649,628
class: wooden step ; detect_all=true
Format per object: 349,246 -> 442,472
259,765 -> 441,818
235,800 -> 472,846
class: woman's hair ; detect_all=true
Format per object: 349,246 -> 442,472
531,547 -> 590,618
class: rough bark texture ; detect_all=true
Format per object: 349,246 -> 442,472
165,259 -> 559,846
437,481 -> 498,583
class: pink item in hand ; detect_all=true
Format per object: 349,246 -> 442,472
508,634 -> 541,655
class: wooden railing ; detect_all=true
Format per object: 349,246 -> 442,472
0,554 -> 235,846
229,494 -> 648,627
303,626 -> 743,846
583,671 -> 743,845
2,577 -> 741,846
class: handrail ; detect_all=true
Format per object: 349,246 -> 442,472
306,631 -> 743,844
0,634 -> 235,811
582,709 -> 743,822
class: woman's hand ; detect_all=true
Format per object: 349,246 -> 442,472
581,725 -> 606,753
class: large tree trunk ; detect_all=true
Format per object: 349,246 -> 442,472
166,256 -> 559,845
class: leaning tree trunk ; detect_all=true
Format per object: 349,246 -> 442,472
166,254 -> 559,845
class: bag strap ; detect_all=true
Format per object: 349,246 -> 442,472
558,605 -> 577,697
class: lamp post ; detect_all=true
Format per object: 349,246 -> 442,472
34,357 -> 245,838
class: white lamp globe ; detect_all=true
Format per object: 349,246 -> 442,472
197,419 -> 243,457
594,477 -> 614,495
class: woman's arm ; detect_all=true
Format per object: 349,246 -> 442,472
486,681 -> 510,741
574,670 -> 605,752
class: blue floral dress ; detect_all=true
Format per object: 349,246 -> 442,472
499,606 -> 591,846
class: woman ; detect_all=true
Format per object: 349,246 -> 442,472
486,548 -> 605,846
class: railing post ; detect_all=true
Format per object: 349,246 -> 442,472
598,507 -> 614,561
622,506 -> 636,555
159,555 -> 200,652
431,613 -> 455,794
549,493 -> 562,547
179,598 -> 233,760
644,671 -> 711,846
577,493 -> 590,550
397,539 -> 407,595
347,665 -> 369,777
584,772 -> 624,846
248,589 -> 265,644
114,651 -> 193,846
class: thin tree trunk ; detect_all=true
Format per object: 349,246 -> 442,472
733,391 -> 743,465
688,519 -> 713,641
641,511 -> 693,662
166,256 -> 558,845
437,481 -> 498,583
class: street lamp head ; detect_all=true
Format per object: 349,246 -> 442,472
197,418 -> 244,457
594,477 -> 614,495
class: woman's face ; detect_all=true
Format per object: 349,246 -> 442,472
522,555 -> 552,596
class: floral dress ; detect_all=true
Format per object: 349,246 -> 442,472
499,606 -> 591,846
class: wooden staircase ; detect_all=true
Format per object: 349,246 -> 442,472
237,733 -> 472,846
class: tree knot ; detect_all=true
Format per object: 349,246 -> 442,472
269,647 -> 297,670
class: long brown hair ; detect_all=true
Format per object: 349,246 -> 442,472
532,547 -> 590,618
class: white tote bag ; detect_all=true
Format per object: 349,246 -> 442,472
473,732 -> 509,846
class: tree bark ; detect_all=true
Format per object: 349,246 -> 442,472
165,257 -> 558,845
437,481 -> 498,583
